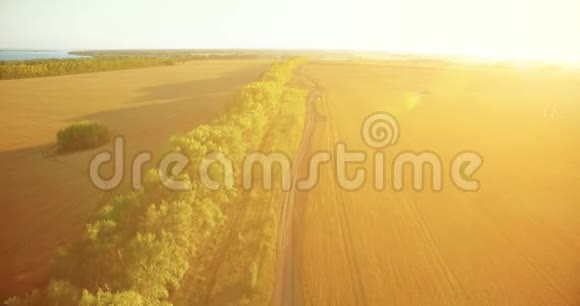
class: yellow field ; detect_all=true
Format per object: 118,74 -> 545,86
2,58 -> 579,305
0,60 -> 271,297
289,61 -> 580,305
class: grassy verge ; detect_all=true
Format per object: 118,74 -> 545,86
5,58 -> 307,306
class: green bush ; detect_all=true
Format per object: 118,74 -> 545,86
57,121 -> 110,152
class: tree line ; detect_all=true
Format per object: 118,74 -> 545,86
0,57 -> 175,80
5,57 -> 307,305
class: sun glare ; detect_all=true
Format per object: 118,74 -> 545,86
2,0 -> 580,63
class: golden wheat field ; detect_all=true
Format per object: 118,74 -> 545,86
287,61 -> 580,305
0,60 -> 271,297
3,0 -> 580,303
1,57 -> 579,306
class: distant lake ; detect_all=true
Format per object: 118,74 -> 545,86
0,50 -> 90,61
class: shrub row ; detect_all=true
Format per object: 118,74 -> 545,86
5,57 -> 306,306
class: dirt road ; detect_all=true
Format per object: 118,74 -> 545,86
272,72 -> 321,306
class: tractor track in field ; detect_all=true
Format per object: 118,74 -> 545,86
322,87 -> 369,306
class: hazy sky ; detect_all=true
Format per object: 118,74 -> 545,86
1,0 -> 580,62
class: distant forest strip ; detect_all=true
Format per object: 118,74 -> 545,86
5,58 -> 307,306
0,57 -> 176,80
69,49 -> 269,59
0,51 -> 279,80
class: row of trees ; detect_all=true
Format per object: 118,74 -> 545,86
70,50 -> 265,61
203,84 -> 309,306
0,57 -> 175,79
5,57 -> 307,306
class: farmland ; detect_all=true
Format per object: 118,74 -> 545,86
2,56 -> 579,305
282,61 -> 580,305
0,59 -> 272,298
